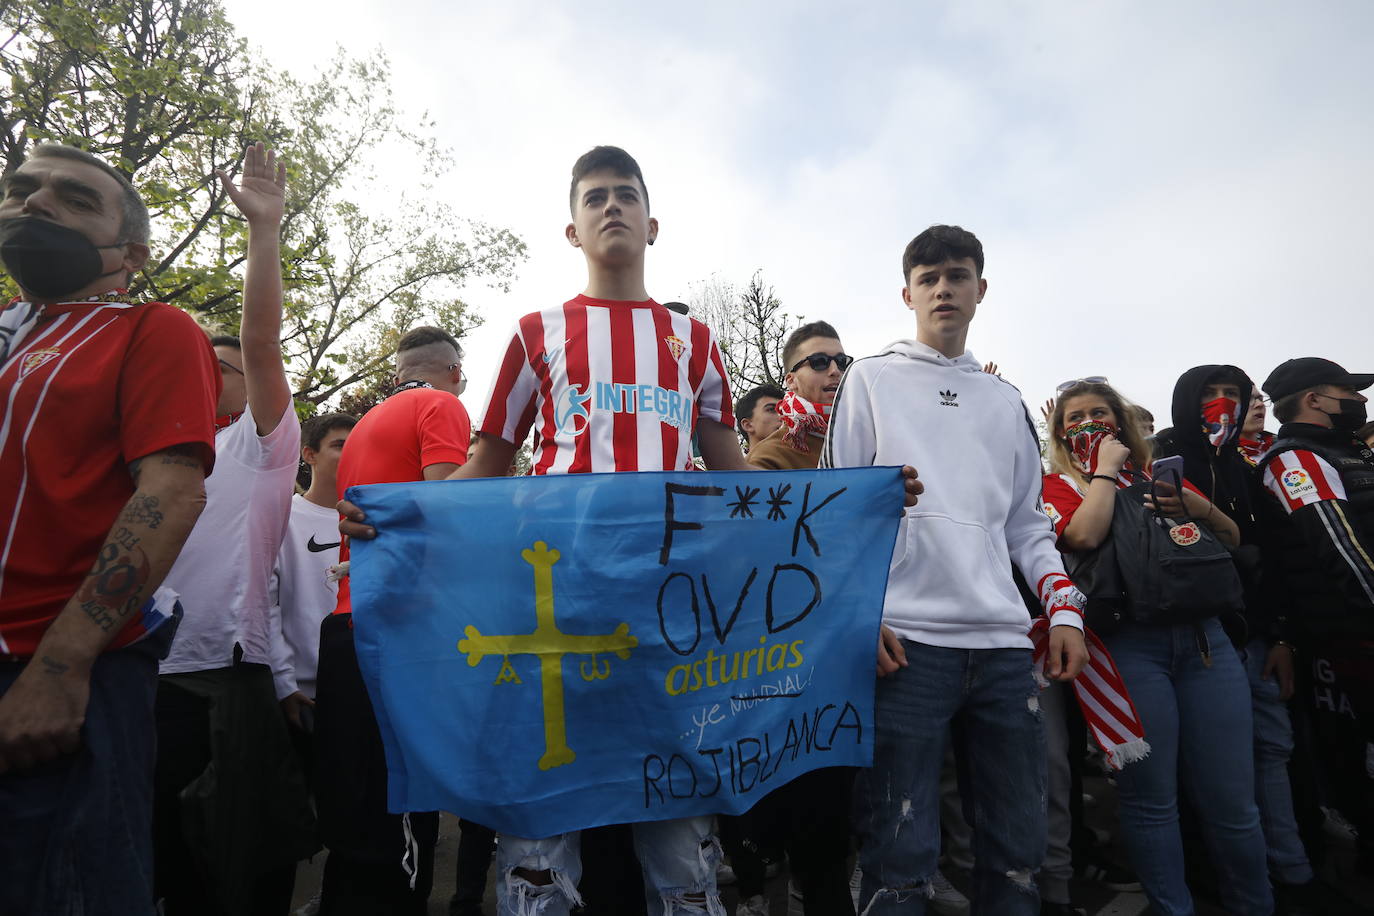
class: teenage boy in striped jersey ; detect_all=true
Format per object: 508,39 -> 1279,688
341,146 -> 922,914
464,145 -> 745,915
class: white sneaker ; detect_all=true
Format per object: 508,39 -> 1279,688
736,893 -> 769,916
929,869 -> 970,916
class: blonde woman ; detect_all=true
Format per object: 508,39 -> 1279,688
1041,379 -> 1272,916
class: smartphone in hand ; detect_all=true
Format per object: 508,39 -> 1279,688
1151,455 -> 1184,489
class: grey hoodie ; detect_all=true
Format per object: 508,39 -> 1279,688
821,340 -> 1079,649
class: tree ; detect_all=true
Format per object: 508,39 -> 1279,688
687,269 -> 796,395
1,0 -> 525,407
1,0 -> 271,307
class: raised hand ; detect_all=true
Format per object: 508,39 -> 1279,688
216,141 -> 286,228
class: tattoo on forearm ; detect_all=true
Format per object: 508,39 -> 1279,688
40,655 -> 70,676
120,495 -> 163,529
75,542 -> 151,632
111,526 -> 140,551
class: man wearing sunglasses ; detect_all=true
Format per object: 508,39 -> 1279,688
746,321 -> 851,472
722,321 -> 856,915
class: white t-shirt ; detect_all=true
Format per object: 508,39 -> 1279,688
267,494 -> 341,699
161,401 -> 301,674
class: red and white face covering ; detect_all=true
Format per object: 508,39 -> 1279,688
1201,396 -> 1240,449
1064,420 -> 1116,474
775,391 -> 831,452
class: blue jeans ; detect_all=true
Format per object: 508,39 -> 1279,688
496,814 -> 723,914
0,646 -> 161,915
1104,619 -> 1273,915
855,642 -> 1045,915
1242,637 -> 1313,885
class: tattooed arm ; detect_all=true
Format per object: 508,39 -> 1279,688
0,444 -> 208,774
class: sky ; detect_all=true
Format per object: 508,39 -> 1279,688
222,0 -> 1374,429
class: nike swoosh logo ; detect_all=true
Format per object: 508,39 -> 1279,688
307,536 -> 341,553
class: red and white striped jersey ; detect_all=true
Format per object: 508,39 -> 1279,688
479,295 -> 734,475
1262,449 -> 1346,513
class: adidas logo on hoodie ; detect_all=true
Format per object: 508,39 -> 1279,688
939,389 -> 959,407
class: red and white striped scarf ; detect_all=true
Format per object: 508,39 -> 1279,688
775,391 -> 830,452
1029,577 -> 1150,771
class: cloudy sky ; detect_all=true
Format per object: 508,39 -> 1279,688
223,0 -> 1374,429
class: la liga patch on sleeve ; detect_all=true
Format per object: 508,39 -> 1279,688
1280,467 -> 1317,501
1043,502 -> 1061,525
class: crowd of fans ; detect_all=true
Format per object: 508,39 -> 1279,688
1,140 -> 1371,916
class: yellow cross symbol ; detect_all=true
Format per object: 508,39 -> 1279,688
457,541 -> 637,770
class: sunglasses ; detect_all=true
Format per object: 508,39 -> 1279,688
1056,375 -> 1107,393
790,352 -> 854,374
448,362 -> 468,396
218,358 -> 244,376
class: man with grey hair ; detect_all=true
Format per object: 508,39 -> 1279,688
0,143 -> 219,914
313,325 -> 471,913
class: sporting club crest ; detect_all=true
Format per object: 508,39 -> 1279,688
20,348 -> 60,377
663,335 -> 687,361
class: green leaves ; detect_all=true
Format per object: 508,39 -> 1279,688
2,0 -> 525,407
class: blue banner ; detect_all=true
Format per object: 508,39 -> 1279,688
348,468 -> 902,839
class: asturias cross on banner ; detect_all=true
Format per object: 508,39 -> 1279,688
347,467 -> 902,839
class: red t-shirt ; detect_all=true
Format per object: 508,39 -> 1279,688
479,296 -> 734,474
334,386 -> 471,614
0,299 -> 220,657
1041,472 -> 1204,540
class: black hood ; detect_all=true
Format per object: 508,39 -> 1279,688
1168,364 -> 1253,450
1156,364 -> 1260,540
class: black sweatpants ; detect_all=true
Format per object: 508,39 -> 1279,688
314,613 -> 438,915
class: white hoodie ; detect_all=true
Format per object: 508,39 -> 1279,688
821,340 -> 1081,649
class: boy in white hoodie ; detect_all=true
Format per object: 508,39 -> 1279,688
822,225 -> 1088,915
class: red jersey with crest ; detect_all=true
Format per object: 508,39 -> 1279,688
0,298 -> 220,657
479,295 -> 734,474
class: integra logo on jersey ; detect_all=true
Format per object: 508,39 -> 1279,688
594,381 -> 692,431
555,385 -> 593,435
939,389 -> 958,407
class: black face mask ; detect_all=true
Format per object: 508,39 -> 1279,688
1318,394 -> 1369,433
0,216 -> 125,300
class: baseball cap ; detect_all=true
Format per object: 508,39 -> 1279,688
1263,357 -> 1374,402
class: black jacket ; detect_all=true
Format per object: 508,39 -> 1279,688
1153,365 -> 1268,641
1255,422 -> 1374,638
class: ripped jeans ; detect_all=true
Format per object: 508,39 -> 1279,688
496,814 -> 724,915
855,642 -> 1045,915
